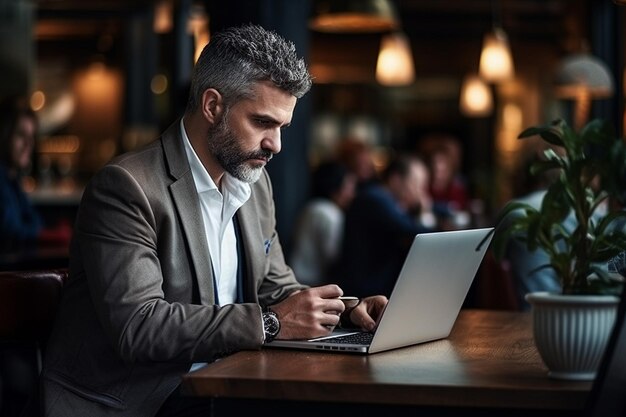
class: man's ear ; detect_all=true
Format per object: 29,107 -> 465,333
201,88 -> 223,124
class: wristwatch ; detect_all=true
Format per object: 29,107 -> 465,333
262,309 -> 280,343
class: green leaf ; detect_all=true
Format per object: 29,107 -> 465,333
518,120 -> 565,147
507,117 -> 626,294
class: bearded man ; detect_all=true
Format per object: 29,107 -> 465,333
41,24 -> 386,417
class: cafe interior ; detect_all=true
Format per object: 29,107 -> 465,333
1,0 -> 624,262
1,0 -> 626,416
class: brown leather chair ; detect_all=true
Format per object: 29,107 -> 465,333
0,268 -> 69,417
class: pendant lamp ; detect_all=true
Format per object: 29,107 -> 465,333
459,74 -> 493,117
309,0 -> 398,33
554,52 -> 614,130
376,31 -> 415,86
479,27 -> 514,82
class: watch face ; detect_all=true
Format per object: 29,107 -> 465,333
263,311 -> 280,340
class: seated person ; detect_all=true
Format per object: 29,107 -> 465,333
500,152 -> 607,309
41,25 -> 387,417
290,161 -> 356,286
0,95 -> 72,253
0,96 -> 43,251
336,154 -> 434,298
336,138 -> 378,188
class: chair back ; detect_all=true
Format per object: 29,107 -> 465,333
0,269 -> 68,416
585,284 -> 626,417
0,269 -> 69,344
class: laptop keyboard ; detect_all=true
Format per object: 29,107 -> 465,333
323,332 -> 374,345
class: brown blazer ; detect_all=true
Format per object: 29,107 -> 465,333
41,120 -> 306,416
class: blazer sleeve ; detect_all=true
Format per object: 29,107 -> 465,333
75,164 -> 265,363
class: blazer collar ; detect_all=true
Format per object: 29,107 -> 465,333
162,119 -> 190,181
162,119 -> 216,305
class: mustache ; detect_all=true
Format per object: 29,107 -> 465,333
248,149 -> 274,162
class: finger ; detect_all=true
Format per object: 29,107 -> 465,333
361,316 -> 377,332
351,305 -> 376,332
321,311 -> 341,327
322,299 -> 345,315
309,284 -> 343,299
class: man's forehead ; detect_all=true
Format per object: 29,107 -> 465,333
238,81 -> 297,120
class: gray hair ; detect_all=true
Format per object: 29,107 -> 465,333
186,24 -> 312,113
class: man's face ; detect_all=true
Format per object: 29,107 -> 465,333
208,81 -> 297,183
390,160 -> 429,211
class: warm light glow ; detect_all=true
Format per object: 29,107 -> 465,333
479,27 -> 514,82
187,4 -> 210,63
37,91 -> 76,135
500,103 -> 523,153
310,14 -> 397,33
459,74 -> 493,117
376,32 -> 415,86
151,74 -> 168,95
38,135 -> 81,154
73,63 -> 123,164
154,0 -> 173,34
87,62 -> 106,79
309,0 -> 399,33
502,103 -> 522,132
194,31 -> 210,64
30,90 -> 46,111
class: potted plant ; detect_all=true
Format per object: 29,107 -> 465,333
493,118 -> 626,380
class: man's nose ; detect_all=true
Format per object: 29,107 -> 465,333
262,129 -> 282,154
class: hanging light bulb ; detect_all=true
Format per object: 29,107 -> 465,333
459,74 -> 493,117
376,32 -> 415,86
479,27 -> 514,82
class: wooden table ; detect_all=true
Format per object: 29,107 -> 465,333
182,310 -> 591,416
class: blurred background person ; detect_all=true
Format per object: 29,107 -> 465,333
0,96 -> 72,254
428,146 -> 468,210
0,95 -> 43,252
336,137 -> 378,189
500,151 -> 569,310
290,161 -> 356,286
419,134 -> 470,230
336,154 -> 434,298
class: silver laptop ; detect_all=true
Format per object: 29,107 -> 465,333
266,227 -> 494,354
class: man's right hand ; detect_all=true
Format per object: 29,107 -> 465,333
268,285 -> 345,340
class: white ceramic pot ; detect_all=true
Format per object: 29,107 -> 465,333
525,291 -> 619,380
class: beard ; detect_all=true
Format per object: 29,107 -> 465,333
207,114 -> 273,183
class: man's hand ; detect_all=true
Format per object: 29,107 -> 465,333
347,295 -> 388,332
269,285 -> 345,340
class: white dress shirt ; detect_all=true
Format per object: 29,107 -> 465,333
180,119 -> 251,305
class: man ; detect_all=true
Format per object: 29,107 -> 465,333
42,25 -> 386,417
336,154 -> 434,298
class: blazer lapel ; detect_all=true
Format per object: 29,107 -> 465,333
162,120 -> 215,305
236,202 -> 264,302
